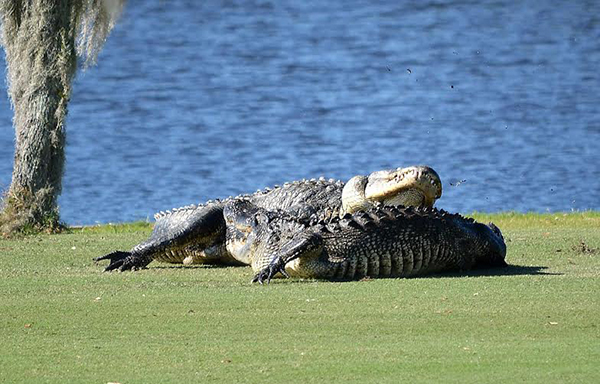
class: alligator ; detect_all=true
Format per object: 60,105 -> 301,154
221,200 -> 507,283
94,166 -> 442,271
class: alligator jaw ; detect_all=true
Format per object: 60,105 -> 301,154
364,166 -> 442,208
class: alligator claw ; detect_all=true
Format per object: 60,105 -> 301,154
94,251 -> 134,272
252,256 -> 288,284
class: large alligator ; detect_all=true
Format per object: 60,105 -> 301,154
95,166 -> 442,271
222,200 -> 507,283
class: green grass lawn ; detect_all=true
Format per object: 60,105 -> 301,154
1,212 -> 599,383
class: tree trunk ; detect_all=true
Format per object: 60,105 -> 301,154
0,1 -> 77,234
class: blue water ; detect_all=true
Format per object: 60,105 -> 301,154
1,0 -> 599,225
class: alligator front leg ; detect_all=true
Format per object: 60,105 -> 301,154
94,250 -> 151,271
95,202 -> 227,271
251,230 -> 324,284
94,251 -> 131,271
252,256 -> 289,284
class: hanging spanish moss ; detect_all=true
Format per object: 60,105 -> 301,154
0,0 -> 125,235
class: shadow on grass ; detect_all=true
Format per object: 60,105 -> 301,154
263,265 -> 559,284
143,264 -> 557,284
151,264 -> 243,270
433,264 -> 559,278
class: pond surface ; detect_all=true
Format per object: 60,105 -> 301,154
0,0 -> 599,224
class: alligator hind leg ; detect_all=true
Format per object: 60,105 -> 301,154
94,251 -> 132,272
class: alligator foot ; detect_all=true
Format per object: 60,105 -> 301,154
94,251 -> 140,272
251,256 -> 289,284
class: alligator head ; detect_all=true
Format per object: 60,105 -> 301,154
223,199 -> 305,267
222,200 -> 258,265
341,165 -> 442,215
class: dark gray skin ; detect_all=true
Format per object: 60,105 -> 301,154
222,200 -> 507,283
94,166 -> 443,272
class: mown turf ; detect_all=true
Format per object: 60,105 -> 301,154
1,213 -> 599,383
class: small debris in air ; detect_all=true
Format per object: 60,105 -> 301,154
450,179 -> 467,187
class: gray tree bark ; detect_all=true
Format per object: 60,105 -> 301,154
0,0 -> 125,235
